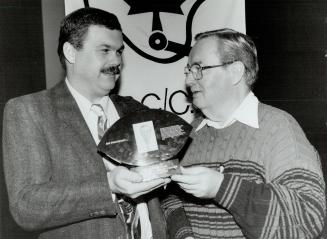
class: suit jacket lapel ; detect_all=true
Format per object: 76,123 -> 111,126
51,81 -> 104,170
51,82 -> 128,223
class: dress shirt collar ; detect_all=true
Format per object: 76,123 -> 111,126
196,91 -> 259,131
65,78 -> 110,119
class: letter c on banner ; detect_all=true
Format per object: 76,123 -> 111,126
141,93 -> 161,108
169,90 -> 189,115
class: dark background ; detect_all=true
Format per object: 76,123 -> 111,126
0,0 -> 326,238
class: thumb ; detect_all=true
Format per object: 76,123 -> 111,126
181,166 -> 206,175
125,169 -> 143,183
180,166 -> 202,175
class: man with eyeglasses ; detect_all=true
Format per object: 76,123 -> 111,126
161,28 -> 326,239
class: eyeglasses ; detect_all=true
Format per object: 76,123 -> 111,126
184,61 -> 235,80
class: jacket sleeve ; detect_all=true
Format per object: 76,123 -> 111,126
2,98 -> 117,231
214,115 -> 326,239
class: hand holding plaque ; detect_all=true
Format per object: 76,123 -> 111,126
97,109 -> 192,181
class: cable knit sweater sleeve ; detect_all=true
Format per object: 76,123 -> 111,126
214,109 -> 326,239
161,184 -> 195,239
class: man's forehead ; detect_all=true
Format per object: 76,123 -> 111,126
195,38 -> 219,52
84,25 -> 123,46
189,39 -> 219,63
86,25 -> 121,37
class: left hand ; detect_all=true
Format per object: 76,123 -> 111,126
171,166 -> 224,199
108,166 -> 170,199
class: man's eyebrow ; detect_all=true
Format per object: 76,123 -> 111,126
190,60 -> 202,65
117,45 -> 125,51
98,44 -> 125,51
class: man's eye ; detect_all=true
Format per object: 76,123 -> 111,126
117,49 -> 123,56
101,49 -> 110,53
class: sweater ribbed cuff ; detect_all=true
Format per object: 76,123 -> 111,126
214,174 -> 242,209
166,207 -> 194,239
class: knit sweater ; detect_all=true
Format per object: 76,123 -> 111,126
161,103 -> 326,239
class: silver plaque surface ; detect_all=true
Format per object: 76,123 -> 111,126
98,109 -> 192,180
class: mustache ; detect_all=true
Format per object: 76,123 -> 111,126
100,65 -> 121,75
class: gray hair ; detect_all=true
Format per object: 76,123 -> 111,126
195,28 -> 259,88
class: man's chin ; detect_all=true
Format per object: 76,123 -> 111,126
98,81 -> 117,94
192,96 -> 202,106
101,74 -> 120,85
193,97 -> 208,110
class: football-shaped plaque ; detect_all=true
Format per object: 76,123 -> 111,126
97,109 -> 192,181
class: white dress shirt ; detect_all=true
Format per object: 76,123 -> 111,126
65,79 -> 152,239
196,91 -> 259,131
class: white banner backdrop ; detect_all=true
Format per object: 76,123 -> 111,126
65,0 -> 245,122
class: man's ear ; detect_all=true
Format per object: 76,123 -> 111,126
230,61 -> 245,85
63,42 -> 76,64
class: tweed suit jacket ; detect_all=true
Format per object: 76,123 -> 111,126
2,81 -> 167,239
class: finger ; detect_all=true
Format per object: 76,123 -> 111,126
111,166 -> 143,183
180,166 -> 205,175
138,183 -> 166,196
171,174 -> 195,184
132,178 -> 166,193
182,187 -> 202,197
122,170 -> 143,183
131,181 -> 168,198
119,176 -> 169,197
163,177 -> 171,185
178,182 -> 197,191
177,185 -> 197,196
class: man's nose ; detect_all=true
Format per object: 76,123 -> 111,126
108,52 -> 122,64
185,73 -> 196,87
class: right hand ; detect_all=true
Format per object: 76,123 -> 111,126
108,166 -> 170,198
171,166 -> 223,199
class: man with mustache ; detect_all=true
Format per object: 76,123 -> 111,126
2,7 -> 169,239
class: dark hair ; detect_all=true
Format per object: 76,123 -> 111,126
57,7 -> 122,70
195,28 -> 259,87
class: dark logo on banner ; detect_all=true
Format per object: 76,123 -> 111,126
141,88 -> 191,115
83,0 -> 205,64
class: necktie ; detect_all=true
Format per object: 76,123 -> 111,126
91,104 -> 140,239
91,104 -> 108,140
